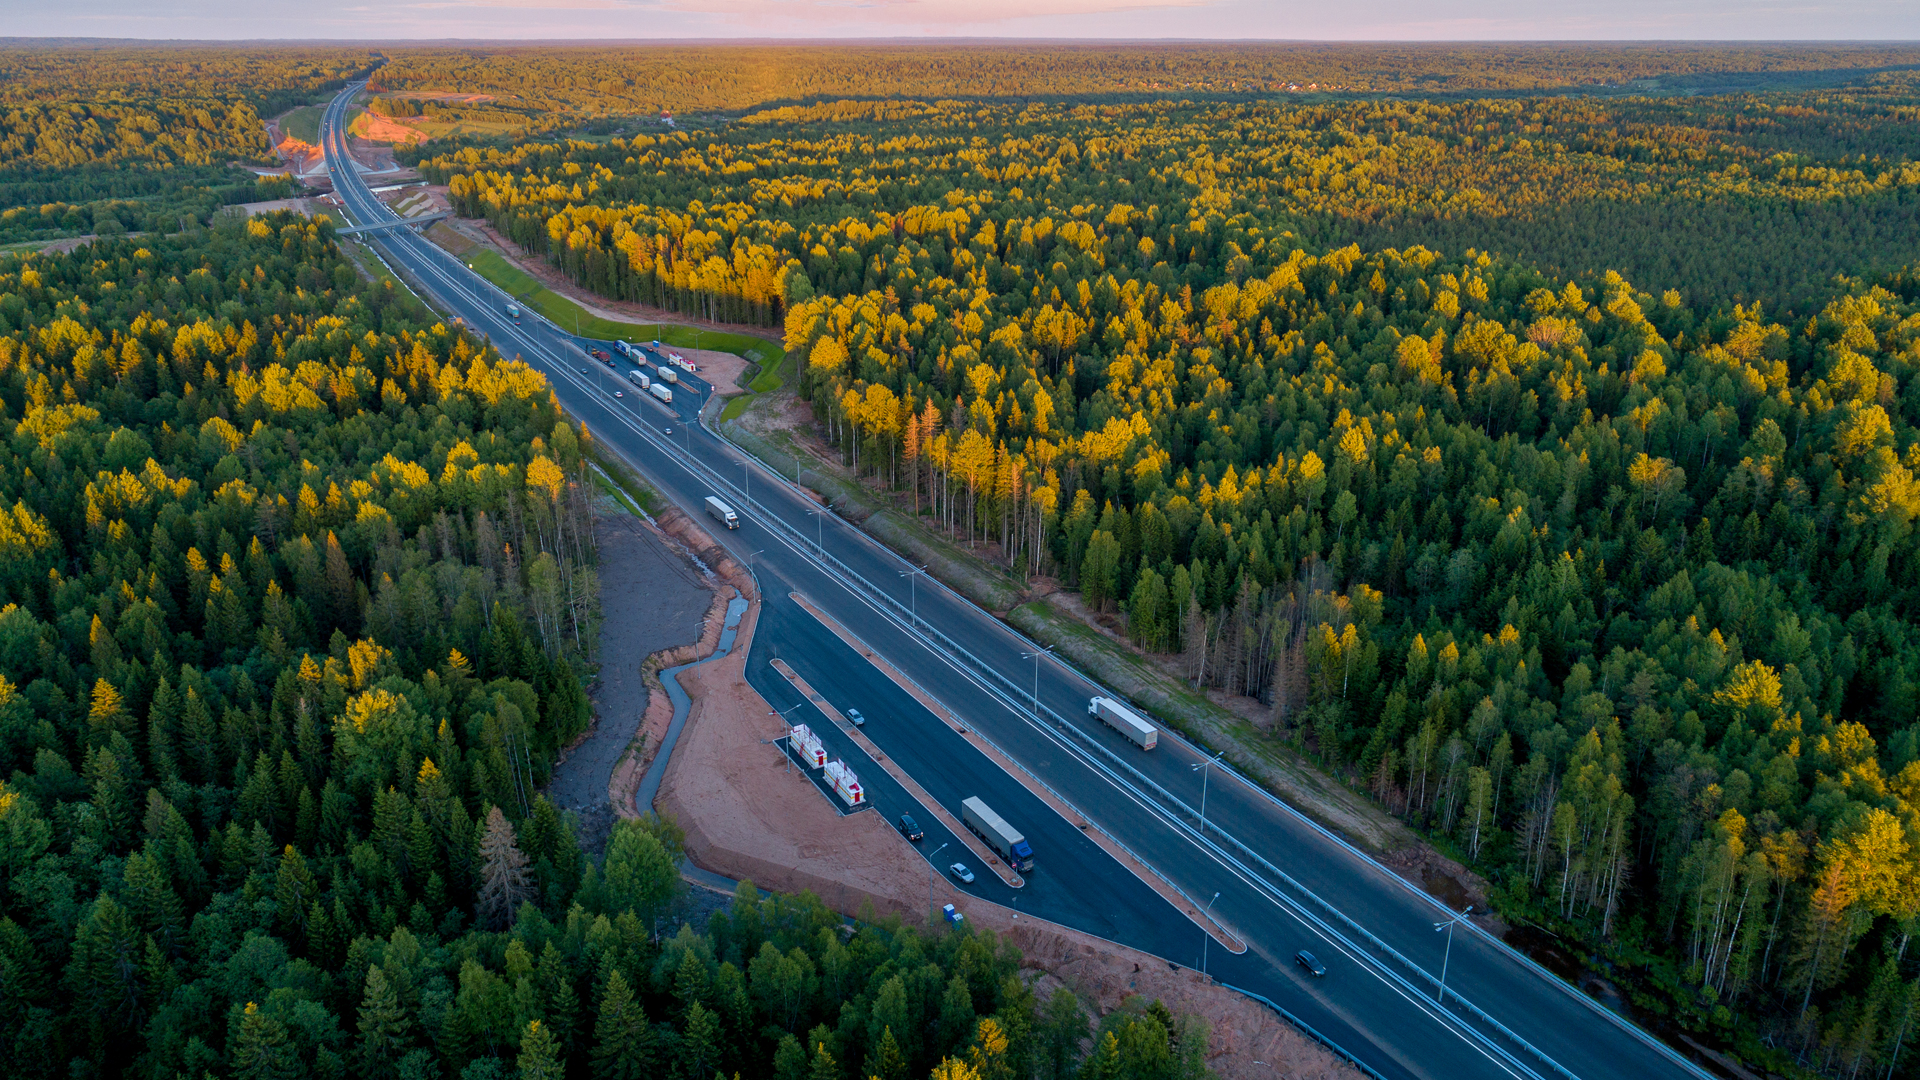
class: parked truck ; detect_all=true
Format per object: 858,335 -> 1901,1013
654,365 -> 679,384
649,383 -> 672,405
705,496 -> 739,530
627,369 -> 650,389
615,340 -> 635,360
1087,697 -> 1158,750
960,797 -> 1033,872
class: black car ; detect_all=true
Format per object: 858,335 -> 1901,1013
1294,950 -> 1326,977
898,814 -> 923,842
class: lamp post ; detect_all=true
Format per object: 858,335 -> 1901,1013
1433,904 -> 1474,1006
899,564 -> 928,625
926,842 -> 949,926
1020,646 -> 1052,719
739,459 -> 751,505
1191,750 -> 1225,833
807,503 -> 829,555
1202,891 -> 1221,977
769,702 -> 805,772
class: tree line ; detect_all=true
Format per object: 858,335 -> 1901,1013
409,87 -> 1920,1074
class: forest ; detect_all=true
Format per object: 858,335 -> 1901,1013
374,42 -> 1920,114
0,45 -> 376,243
412,73 -> 1920,1075
0,213 -> 1206,1080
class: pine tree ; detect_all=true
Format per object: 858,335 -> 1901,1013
678,1001 -> 719,1080
357,965 -> 413,1079
515,1019 -> 561,1080
475,806 -> 531,930
865,1026 -> 908,1080
231,1001 -> 299,1080
591,969 -> 654,1080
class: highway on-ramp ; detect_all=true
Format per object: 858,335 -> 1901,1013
319,79 -> 1711,1080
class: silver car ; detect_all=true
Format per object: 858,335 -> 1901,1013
949,863 -> 975,884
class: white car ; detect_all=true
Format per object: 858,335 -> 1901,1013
613,390 -> 623,397
949,863 -> 975,884
846,708 -> 866,727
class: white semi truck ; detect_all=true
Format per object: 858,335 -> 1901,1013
654,365 -> 678,384
960,796 -> 1033,872
627,369 -> 650,389
1088,696 -> 1158,750
649,383 -> 672,405
705,496 -> 739,529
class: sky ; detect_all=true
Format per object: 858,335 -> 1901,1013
6,0 -> 1920,41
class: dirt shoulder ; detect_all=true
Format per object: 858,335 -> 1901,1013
653,625 -> 1357,1080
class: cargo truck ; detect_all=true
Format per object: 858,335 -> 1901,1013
1087,697 -> 1158,750
654,366 -> 679,384
960,797 -> 1033,872
649,383 -> 672,405
504,302 -> 520,319
627,370 -> 650,389
705,496 -> 739,530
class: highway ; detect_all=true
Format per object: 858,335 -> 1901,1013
320,80 -> 1711,1080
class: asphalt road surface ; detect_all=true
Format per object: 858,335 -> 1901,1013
321,79 -> 1711,1080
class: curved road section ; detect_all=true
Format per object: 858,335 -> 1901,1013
320,80 -> 1711,1080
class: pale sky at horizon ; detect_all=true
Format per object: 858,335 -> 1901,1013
6,0 -> 1920,42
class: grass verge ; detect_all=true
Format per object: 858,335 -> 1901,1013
720,348 -> 793,422
459,247 -> 776,359
279,106 -> 323,144
586,442 -> 663,516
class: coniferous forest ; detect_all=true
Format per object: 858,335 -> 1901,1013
8,39 -> 1920,1080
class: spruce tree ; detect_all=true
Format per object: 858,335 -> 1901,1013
475,806 -> 531,930
515,1019 -> 561,1080
357,965 -> 413,1079
591,969 -> 654,1080
231,1001 -> 299,1080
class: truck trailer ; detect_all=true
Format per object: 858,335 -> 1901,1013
960,797 -> 1033,872
705,496 -> 739,530
504,302 -> 520,319
654,366 -> 679,384
649,383 -> 672,405
627,370 -> 650,389
1087,697 -> 1158,750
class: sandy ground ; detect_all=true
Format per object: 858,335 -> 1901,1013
547,509 -> 712,852
653,594 -> 1357,1080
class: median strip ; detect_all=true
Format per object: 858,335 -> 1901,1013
769,656 -> 1025,888
789,592 -> 1246,955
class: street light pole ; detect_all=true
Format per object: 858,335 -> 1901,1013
927,841 -> 949,926
769,702 -> 805,773
1020,646 -> 1053,718
1191,750 -> 1225,832
739,459 -> 751,505
899,565 -> 928,626
1202,891 -> 1221,977
1433,904 -> 1474,1006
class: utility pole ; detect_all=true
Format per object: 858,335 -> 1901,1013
1434,904 -> 1474,1006
739,459 -> 751,505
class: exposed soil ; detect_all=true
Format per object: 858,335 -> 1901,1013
546,508 -> 713,853
653,610 -> 1357,1080
354,109 -> 429,148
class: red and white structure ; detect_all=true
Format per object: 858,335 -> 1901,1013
824,759 -> 865,807
790,723 -> 827,769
